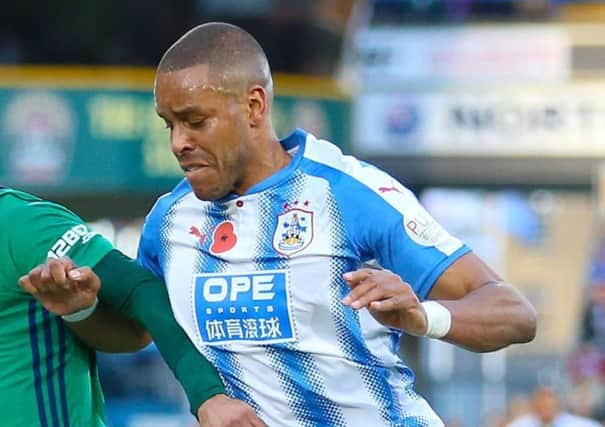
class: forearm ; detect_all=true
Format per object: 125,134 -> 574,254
66,304 -> 151,352
437,282 -> 537,352
94,250 -> 226,413
122,282 -> 226,412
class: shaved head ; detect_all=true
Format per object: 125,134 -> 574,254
154,22 -> 285,201
157,22 -> 272,96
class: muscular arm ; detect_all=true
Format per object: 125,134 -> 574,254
343,252 -> 537,353
334,166 -> 536,352
427,252 -> 537,352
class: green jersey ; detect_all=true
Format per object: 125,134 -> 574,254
0,188 -> 113,427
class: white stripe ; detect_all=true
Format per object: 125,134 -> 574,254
303,132 -> 463,256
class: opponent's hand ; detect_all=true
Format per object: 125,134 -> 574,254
18,257 -> 100,316
342,268 -> 428,336
197,394 -> 266,427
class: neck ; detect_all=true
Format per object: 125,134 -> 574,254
233,131 -> 291,195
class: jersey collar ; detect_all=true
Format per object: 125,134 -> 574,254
216,128 -> 307,202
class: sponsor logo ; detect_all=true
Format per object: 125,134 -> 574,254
404,208 -> 446,247
189,226 -> 206,245
48,224 -> 97,258
194,270 -> 295,345
378,180 -> 405,195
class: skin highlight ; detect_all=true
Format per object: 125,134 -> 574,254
154,63 -> 288,201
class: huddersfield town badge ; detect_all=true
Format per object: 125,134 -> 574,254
273,208 -> 313,256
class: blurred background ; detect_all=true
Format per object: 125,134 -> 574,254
3,0 -> 605,426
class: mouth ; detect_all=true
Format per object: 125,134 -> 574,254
181,165 -> 205,172
180,163 -> 210,173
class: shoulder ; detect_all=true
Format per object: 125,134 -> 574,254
141,179 -> 193,247
0,188 -> 81,225
145,179 -> 192,224
301,134 -> 413,197
0,188 -> 42,211
299,132 -> 420,214
300,131 -> 381,182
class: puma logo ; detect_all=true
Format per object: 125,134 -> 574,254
189,226 -> 206,244
378,183 -> 404,195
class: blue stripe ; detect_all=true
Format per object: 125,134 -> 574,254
42,310 -> 61,427
158,198 -> 181,274
28,301 -> 48,427
148,179 -> 191,276
203,348 -> 262,413
190,202 -> 262,412
394,417 -> 426,427
255,180 -> 345,426
56,318 -> 70,427
268,346 -> 346,426
326,193 -> 404,424
329,264 -> 404,422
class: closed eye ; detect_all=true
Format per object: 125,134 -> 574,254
187,118 -> 206,129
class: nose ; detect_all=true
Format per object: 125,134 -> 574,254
170,125 -> 195,157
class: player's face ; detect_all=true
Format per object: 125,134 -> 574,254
154,64 -> 250,201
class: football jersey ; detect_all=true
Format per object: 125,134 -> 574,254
138,129 -> 470,426
0,189 -> 113,427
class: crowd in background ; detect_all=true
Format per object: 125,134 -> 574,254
0,0 -> 591,71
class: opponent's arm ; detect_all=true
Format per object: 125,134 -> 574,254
94,250 -> 228,412
342,252 -> 537,352
65,303 -> 151,352
24,262 -> 151,352
20,253 -> 266,426
95,255 -> 266,426
7,195 -> 152,352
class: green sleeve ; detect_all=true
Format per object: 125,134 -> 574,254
5,194 -> 113,276
93,250 -> 225,414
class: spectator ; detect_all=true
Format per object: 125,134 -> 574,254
506,385 -> 600,427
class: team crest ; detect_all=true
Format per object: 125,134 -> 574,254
273,208 -> 313,256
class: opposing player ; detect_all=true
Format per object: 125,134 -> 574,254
3,187 -> 264,426
131,22 -> 538,426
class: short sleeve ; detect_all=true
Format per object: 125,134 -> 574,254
135,179 -> 192,279
301,156 -> 471,300
368,187 -> 471,299
6,197 -> 114,275
136,207 -> 163,279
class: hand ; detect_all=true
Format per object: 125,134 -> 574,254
18,257 -> 100,315
197,394 -> 266,427
342,268 -> 428,335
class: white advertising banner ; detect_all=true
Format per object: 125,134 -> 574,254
353,25 -> 570,86
353,84 -> 605,157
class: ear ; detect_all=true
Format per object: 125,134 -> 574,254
247,85 -> 268,127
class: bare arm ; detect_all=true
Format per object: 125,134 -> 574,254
342,252 -> 537,353
428,252 -> 537,352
